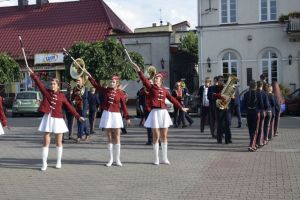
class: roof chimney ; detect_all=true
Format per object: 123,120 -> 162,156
152,23 -> 157,27
36,0 -> 49,7
18,0 -> 28,8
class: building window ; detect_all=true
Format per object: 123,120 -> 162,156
261,50 -> 278,83
260,0 -> 277,22
222,52 -> 238,80
220,0 -> 237,24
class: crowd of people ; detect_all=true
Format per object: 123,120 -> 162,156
0,62 -> 285,171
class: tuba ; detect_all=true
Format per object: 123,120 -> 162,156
216,74 -> 238,110
147,66 -> 157,80
70,58 -> 88,83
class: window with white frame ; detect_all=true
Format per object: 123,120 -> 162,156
222,52 -> 238,80
261,51 -> 278,83
260,0 -> 277,21
220,0 -> 237,24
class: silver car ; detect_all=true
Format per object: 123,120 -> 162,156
12,91 -> 42,117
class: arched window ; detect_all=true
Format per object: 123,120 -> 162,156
222,52 -> 238,79
261,50 -> 278,83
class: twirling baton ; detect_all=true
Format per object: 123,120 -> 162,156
118,38 -> 133,63
62,48 -> 91,77
18,35 -> 33,73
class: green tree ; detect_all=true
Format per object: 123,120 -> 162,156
0,53 -> 22,84
179,31 -> 198,62
64,39 -> 144,82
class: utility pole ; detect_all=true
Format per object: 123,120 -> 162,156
197,0 -> 204,86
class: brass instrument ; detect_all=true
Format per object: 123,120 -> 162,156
216,74 -> 238,110
70,58 -> 88,84
147,66 -> 157,80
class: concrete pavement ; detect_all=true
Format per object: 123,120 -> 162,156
0,115 -> 300,200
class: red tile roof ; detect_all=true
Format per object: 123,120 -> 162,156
0,0 -> 132,59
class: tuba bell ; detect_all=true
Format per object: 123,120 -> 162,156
216,74 -> 238,110
70,58 -> 88,83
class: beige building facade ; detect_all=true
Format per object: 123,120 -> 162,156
197,0 -> 300,91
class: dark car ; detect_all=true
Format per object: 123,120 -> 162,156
285,88 -> 300,115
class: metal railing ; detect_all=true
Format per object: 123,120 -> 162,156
287,17 -> 300,33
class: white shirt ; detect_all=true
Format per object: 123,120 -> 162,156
203,87 -> 209,107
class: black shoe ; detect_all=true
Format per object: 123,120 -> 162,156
189,122 -> 194,126
90,131 -> 96,134
182,125 -> 187,128
201,130 -> 204,133
228,140 -> 232,143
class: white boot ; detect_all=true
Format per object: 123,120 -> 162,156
41,147 -> 49,171
114,144 -> 122,166
161,143 -> 170,165
153,143 -> 159,165
56,146 -> 63,169
106,143 -> 113,167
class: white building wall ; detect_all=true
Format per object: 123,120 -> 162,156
118,35 -> 170,99
198,0 -> 300,91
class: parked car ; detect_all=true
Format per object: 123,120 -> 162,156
186,93 -> 200,116
285,88 -> 300,115
12,91 -> 42,117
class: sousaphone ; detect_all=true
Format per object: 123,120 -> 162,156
70,58 -> 88,83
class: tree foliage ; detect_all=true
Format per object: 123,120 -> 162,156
179,31 -> 198,62
0,53 -> 22,84
64,39 -> 144,82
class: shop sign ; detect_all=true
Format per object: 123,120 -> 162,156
34,53 -> 64,64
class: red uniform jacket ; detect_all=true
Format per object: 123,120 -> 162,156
89,77 -> 129,119
30,73 -> 81,120
0,97 -> 7,127
138,71 -> 182,109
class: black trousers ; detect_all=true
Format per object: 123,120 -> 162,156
209,104 -> 217,137
66,112 -> 74,138
200,106 -> 210,131
246,109 -> 258,147
88,110 -> 97,133
216,108 -> 231,143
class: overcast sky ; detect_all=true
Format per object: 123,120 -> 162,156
0,0 -> 198,31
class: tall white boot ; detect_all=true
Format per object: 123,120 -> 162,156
106,143 -> 113,167
56,146 -> 63,169
114,144 -> 122,166
41,147 -> 49,171
153,143 -> 159,165
161,143 -> 170,165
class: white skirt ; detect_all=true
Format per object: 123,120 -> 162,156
38,113 -> 69,134
99,110 -> 124,128
144,108 -> 173,128
0,123 -> 4,135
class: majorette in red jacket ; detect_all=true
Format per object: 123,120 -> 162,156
138,71 -> 182,109
30,73 -> 81,120
0,96 -> 7,127
88,77 -> 129,119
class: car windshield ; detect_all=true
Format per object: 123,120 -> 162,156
16,92 -> 37,99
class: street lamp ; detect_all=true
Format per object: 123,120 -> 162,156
160,58 -> 165,69
207,57 -> 211,72
288,54 -> 292,65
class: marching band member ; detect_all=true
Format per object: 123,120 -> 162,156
72,77 -> 89,142
131,62 -> 188,165
266,84 -> 276,140
0,96 -> 8,135
88,74 -> 131,167
212,76 -> 232,144
27,67 -> 84,171
272,81 -> 283,136
243,81 -> 259,151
